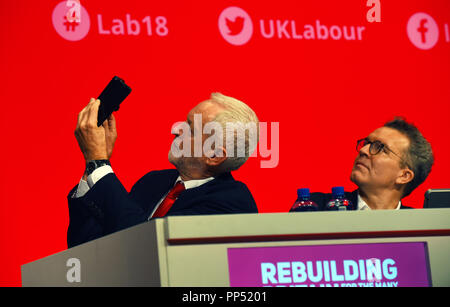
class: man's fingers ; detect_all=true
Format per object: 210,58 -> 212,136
86,99 -> 101,127
77,107 -> 87,130
104,113 -> 116,130
76,98 -> 101,133
77,98 -> 96,126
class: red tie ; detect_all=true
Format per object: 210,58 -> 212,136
152,181 -> 185,218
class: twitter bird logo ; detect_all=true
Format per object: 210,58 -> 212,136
219,7 -> 253,46
226,16 -> 245,35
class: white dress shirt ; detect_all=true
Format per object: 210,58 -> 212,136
357,193 -> 401,210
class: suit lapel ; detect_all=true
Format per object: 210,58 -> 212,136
170,172 -> 234,212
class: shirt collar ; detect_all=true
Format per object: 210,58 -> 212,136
357,193 -> 401,210
176,176 -> 215,190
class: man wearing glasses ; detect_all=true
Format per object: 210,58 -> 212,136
313,118 -> 434,210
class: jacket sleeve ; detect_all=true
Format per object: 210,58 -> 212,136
67,173 -> 148,248
67,185 -> 105,248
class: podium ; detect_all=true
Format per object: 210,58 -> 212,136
22,209 -> 450,287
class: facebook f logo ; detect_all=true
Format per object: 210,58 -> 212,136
407,13 -> 439,50
417,19 -> 428,43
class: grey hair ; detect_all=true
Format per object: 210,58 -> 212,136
384,117 -> 434,197
209,92 -> 259,172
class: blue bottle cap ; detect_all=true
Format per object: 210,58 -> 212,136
332,186 -> 345,197
297,188 -> 310,199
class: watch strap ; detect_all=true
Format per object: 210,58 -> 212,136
85,160 -> 111,176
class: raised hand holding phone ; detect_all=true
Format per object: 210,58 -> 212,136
74,76 -> 131,181
75,98 -> 109,163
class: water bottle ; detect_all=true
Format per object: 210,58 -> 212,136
290,188 -> 319,212
326,186 -> 352,211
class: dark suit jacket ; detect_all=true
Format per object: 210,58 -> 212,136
67,169 -> 258,248
310,190 -> 413,211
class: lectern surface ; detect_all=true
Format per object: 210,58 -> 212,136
22,209 -> 450,287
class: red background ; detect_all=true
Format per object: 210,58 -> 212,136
0,0 -> 449,286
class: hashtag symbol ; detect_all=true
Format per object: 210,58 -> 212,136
63,15 -> 79,32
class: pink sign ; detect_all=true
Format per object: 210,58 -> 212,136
227,242 -> 431,287
218,7 -> 254,46
406,12 -> 439,50
52,1 -> 91,41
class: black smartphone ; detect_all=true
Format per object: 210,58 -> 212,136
97,76 -> 132,127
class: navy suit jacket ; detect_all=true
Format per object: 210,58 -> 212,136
67,169 -> 258,248
310,190 -> 413,211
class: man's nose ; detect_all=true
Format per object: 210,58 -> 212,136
358,143 -> 371,157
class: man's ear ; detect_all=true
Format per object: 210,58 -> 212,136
396,168 -> 415,185
205,146 -> 227,167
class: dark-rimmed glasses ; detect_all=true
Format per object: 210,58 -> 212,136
356,138 -> 411,169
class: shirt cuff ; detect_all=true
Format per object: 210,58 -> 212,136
87,165 -> 114,188
71,165 -> 114,199
73,178 -> 90,198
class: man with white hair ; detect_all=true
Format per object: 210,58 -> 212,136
68,93 -> 259,247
